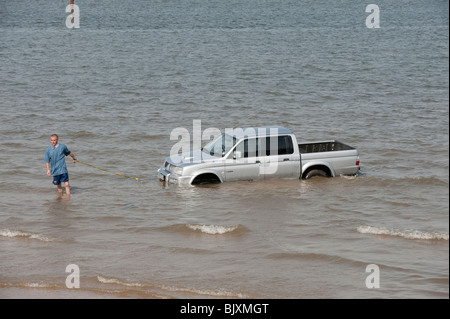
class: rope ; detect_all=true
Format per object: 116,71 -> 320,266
76,160 -> 144,182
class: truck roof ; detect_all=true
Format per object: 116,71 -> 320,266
225,126 -> 293,139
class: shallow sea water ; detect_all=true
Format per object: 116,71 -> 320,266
0,0 -> 448,299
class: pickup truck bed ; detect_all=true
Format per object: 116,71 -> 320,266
299,140 -> 360,178
299,140 -> 355,153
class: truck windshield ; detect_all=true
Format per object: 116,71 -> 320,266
202,133 -> 237,157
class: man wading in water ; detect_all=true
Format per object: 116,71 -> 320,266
44,134 -> 77,196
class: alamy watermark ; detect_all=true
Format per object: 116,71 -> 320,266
365,264 -> 380,289
65,4 -> 379,29
366,4 -> 380,28
66,1 -> 80,29
64,263 -> 380,290
168,120 -> 281,173
65,264 -> 80,288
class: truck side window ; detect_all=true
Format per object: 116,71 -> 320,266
265,136 -> 294,156
281,135 -> 294,155
235,138 -> 259,158
244,138 -> 258,158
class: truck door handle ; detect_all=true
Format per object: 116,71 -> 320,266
256,160 -> 261,164
283,158 -> 290,161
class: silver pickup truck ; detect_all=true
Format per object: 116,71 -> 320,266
157,126 -> 360,185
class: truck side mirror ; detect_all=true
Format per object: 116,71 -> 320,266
234,151 -> 243,159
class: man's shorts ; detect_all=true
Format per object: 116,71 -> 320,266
53,173 -> 69,186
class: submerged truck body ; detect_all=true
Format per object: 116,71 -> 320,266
157,126 -> 360,185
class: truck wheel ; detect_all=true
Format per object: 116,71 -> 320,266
304,169 -> 328,180
191,173 -> 221,185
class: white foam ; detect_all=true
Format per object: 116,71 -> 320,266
97,275 -> 248,298
186,224 -> 240,235
357,225 -> 449,241
24,282 -> 50,288
161,285 -> 249,298
0,229 -> 58,242
97,275 -> 144,287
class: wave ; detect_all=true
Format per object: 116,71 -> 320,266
97,275 -> 249,298
186,224 -> 243,235
162,223 -> 248,235
97,275 -> 144,287
0,281 -> 59,289
357,225 -> 449,241
160,284 -> 249,298
0,229 -> 62,242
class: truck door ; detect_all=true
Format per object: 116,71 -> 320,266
224,138 -> 261,182
260,135 -> 298,179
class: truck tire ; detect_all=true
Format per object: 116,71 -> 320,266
304,169 -> 328,180
191,173 -> 221,185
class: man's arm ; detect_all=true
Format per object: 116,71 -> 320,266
46,162 -> 51,176
69,152 -> 78,163
63,145 -> 77,163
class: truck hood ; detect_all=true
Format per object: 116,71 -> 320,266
166,150 -> 221,166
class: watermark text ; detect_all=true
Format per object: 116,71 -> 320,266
65,264 -> 80,288
366,4 -> 380,28
365,264 -> 380,288
66,3 -> 80,29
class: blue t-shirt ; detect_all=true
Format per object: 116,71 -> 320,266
44,144 -> 71,176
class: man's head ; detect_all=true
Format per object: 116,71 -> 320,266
50,134 -> 59,147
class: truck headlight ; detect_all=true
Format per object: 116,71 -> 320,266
171,166 -> 183,175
